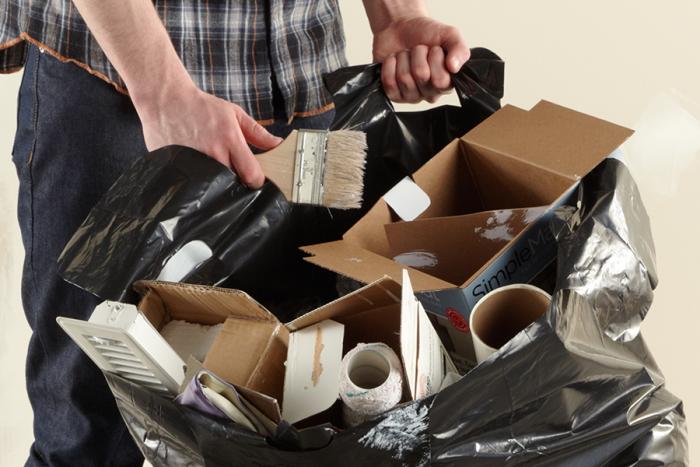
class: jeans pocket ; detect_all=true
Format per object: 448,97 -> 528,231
11,75 -> 24,161
12,43 -> 37,167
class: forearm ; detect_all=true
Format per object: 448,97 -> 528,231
71,0 -> 193,115
72,0 -> 280,187
362,0 -> 428,33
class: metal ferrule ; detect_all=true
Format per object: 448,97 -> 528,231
292,130 -> 327,205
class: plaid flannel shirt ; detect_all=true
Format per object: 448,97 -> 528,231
0,0 -> 348,123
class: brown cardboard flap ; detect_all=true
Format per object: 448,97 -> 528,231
342,198 -> 394,256
202,318 -> 280,388
461,143 -> 576,210
134,280 -> 277,324
386,207 -> 547,285
411,139 -> 483,219
287,277 -> 402,331
138,291 -> 168,330
343,138 -> 484,243
247,325 -> 289,403
339,304 -> 402,356
462,100 -> 633,180
301,241 -> 454,291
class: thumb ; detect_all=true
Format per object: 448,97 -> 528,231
441,26 -> 470,74
238,112 -> 283,150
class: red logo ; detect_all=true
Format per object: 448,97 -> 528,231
446,308 -> 469,332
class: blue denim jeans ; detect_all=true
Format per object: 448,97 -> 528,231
12,44 -> 334,466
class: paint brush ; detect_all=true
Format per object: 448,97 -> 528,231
257,129 -> 367,209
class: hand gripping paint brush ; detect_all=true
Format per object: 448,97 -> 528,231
257,129 -> 367,210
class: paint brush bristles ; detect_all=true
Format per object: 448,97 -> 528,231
257,129 -> 367,209
321,130 -> 367,209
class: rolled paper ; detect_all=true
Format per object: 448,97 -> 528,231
469,283 -> 551,364
339,343 -> 403,427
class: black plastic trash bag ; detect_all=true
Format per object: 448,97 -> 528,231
104,159 -> 687,466
57,146 -> 294,303
57,48 -> 504,312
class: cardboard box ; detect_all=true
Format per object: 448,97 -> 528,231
134,273 -> 455,426
302,100 -> 633,367
135,282 -> 286,422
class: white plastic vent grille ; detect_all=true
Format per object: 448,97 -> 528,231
84,335 -> 170,394
57,301 -> 186,394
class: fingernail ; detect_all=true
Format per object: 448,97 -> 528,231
451,57 -> 461,71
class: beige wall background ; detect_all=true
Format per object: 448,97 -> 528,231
1,1 -> 697,464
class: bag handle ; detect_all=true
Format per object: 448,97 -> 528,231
325,47 -> 504,127
450,47 -> 504,114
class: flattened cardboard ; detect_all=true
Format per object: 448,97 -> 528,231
235,386 -> 281,424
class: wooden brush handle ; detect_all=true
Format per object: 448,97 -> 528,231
256,130 -> 299,198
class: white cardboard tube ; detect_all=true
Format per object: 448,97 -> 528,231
469,284 -> 551,364
339,343 -> 403,427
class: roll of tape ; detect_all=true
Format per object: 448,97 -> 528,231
339,343 -> 403,427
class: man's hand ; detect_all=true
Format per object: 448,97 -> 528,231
137,81 -> 281,188
363,1 -> 469,103
72,0 -> 280,189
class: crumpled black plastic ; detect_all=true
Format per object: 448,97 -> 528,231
56,48 -> 504,313
57,145 -> 293,304
104,159 -> 687,466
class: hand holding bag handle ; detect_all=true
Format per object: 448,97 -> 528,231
327,47 -> 503,127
